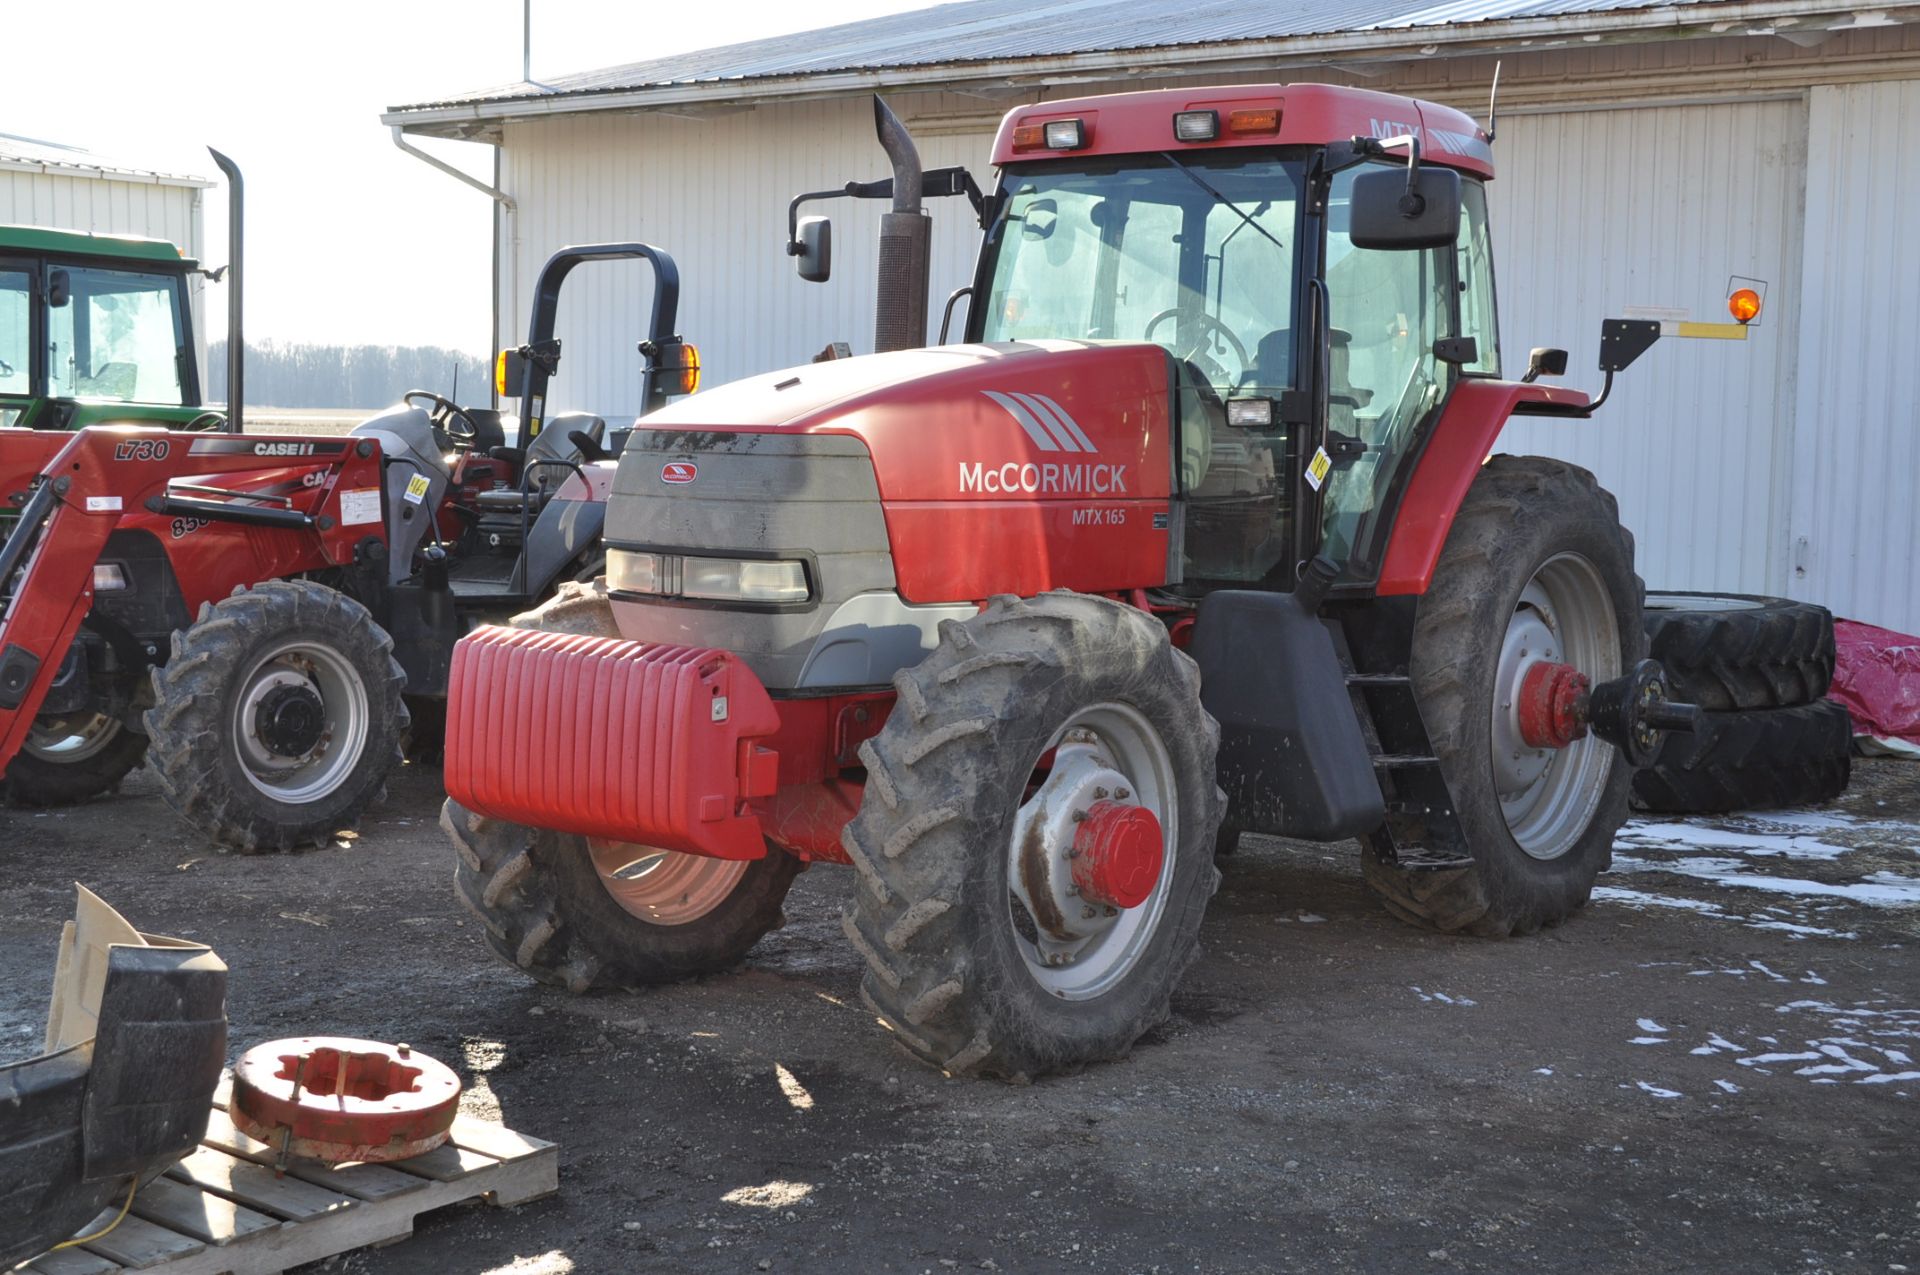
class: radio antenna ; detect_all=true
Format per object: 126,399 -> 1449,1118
1486,60 -> 1502,143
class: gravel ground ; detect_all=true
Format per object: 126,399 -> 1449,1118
3,759 -> 1916,1275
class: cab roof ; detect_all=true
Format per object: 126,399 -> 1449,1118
991,83 -> 1493,178
0,224 -> 193,267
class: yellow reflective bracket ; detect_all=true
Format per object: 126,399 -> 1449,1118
1671,321 -> 1751,341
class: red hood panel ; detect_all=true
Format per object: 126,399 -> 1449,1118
638,340 -> 1173,503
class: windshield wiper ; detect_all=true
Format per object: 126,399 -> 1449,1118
1157,152 -> 1288,256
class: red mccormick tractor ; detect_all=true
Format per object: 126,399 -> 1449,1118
0,244 -> 695,841
442,86 -> 1741,1080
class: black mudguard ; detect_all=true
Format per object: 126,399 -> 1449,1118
0,942 -> 227,1267
1190,590 -> 1385,841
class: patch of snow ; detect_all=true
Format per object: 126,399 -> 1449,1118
1636,1081 -> 1682,1099
1713,1079 -> 1741,1094
1589,886 -> 1857,940
1611,854 -> 1920,908
1636,1018 -> 1666,1034
1410,987 -> 1477,1007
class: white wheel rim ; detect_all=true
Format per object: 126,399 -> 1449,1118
1005,702 -> 1178,1001
1644,593 -> 1763,613
1489,552 -> 1620,861
588,839 -> 749,926
25,712 -> 123,763
230,639 -> 369,804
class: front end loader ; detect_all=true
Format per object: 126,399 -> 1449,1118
439,86 -> 1749,1079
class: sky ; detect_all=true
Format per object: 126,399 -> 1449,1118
6,0 -> 936,356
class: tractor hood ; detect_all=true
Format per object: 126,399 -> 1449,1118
631,339 -> 1175,505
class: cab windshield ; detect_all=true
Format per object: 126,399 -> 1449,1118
976,154 -> 1305,400
976,154 -> 1306,583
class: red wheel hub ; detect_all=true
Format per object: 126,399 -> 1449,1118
1071,799 -> 1164,910
1517,661 -> 1591,750
229,1037 -> 462,1165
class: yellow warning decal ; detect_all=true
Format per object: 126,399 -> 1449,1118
403,474 -> 431,505
1305,446 -> 1333,492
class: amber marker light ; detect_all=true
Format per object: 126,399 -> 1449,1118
1728,288 -> 1762,324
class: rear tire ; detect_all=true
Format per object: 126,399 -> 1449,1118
843,592 -> 1225,1081
1362,457 -> 1642,938
1642,592 -> 1834,711
144,581 -> 407,851
1,713 -> 148,807
443,800 -> 800,991
1631,699 -> 1852,814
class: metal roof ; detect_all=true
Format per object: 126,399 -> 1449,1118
0,132 -> 212,188
386,0 -> 1866,123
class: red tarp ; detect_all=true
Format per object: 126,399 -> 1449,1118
1831,619 -> 1920,745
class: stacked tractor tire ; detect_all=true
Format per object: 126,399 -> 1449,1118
1633,593 -> 1850,814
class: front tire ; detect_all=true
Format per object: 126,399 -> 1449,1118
843,592 -> 1225,1081
143,581 -> 407,851
443,800 -> 800,991
1363,456 -> 1643,937
1,713 -> 148,807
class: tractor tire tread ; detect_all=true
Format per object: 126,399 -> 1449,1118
1642,592 -> 1836,711
1631,698 -> 1852,814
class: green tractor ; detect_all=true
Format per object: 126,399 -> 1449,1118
1,149 -> 242,434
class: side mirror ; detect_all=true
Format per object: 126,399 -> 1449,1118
795,216 -> 832,283
46,268 -> 70,308
1347,166 -> 1461,251
1522,346 -> 1569,383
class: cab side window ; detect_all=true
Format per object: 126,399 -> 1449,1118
1456,180 -> 1499,376
0,269 -> 28,398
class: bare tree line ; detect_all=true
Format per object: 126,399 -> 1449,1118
209,340 -> 491,410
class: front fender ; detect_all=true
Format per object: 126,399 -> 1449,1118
1375,380 -> 1591,596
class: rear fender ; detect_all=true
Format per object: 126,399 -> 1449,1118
1375,380 -> 1591,596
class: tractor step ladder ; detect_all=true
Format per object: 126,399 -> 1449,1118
1340,662 -> 1475,873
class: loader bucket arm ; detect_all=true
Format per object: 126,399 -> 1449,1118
0,427 -> 381,771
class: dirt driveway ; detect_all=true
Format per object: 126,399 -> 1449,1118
3,760 -> 1916,1275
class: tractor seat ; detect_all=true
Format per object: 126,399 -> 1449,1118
473,412 -> 605,515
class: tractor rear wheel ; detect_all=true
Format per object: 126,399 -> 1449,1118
843,591 -> 1225,1081
1362,456 -> 1642,937
1,712 -> 148,807
144,581 -> 408,851
442,800 -> 801,991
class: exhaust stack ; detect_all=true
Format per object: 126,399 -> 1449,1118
207,148 -> 243,432
871,98 -> 931,353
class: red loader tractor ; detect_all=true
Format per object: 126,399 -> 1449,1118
442,86 -> 1747,1079
0,244 -> 696,846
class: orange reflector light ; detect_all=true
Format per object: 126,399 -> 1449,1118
1728,288 -> 1761,324
672,343 -> 702,396
494,349 -> 510,397
1011,123 -> 1046,150
1227,108 -> 1281,135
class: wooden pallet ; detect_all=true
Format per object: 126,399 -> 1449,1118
18,1081 -> 557,1275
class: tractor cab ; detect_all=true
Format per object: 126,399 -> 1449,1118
0,225 -> 222,433
959,86 -> 1499,595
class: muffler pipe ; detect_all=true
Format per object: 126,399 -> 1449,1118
208,148 -> 243,433
872,97 -> 931,353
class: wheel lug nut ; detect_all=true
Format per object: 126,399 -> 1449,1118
1114,787 -> 1130,800
1093,787 -> 1109,800
1081,904 -> 1097,920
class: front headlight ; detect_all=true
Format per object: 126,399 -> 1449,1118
608,548 -> 809,605
606,549 -> 663,595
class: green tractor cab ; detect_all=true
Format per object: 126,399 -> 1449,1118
0,224 -> 223,432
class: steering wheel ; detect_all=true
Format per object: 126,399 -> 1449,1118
403,389 -> 479,450
1144,309 -> 1249,387
181,411 -> 229,432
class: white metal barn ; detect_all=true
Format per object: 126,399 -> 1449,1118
385,0 -> 1920,632
0,133 -> 212,377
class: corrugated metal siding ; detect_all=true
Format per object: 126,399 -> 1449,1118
1788,80 -> 1920,633
498,96 -> 994,420
1489,97 -> 1807,599
0,170 -> 208,386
